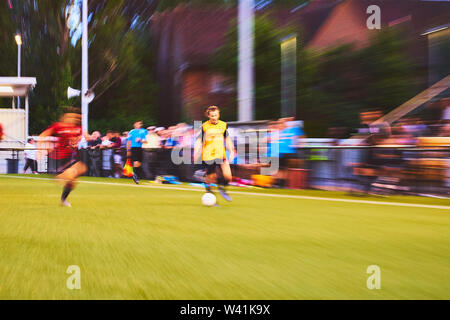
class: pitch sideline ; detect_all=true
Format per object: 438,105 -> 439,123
1,174 -> 449,210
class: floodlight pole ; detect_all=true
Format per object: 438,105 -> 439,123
16,34 -> 21,108
17,42 -> 21,78
81,0 -> 89,132
280,34 -> 297,118
238,0 -> 255,122
25,95 -> 29,139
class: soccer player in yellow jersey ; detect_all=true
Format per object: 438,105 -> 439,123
194,106 -> 236,202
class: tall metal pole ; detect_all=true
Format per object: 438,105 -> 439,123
17,43 -> 21,77
81,0 -> 89,132
281,35 -> 297,118
238,0 -> 255,122
25,95 -> 29,139
17,41 -> 21,108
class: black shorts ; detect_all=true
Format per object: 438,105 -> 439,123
203,159 -> 224,175
54,152 -> 82,174
131,147 -> 143,162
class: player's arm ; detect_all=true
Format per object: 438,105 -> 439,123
140,130 -> 147,144
70,134 -> 82,149
224,126 -> 236,162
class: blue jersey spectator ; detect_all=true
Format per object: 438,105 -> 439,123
279,120 -> 304,155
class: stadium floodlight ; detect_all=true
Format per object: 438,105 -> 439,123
15,34 -> 22,45
15,33 -> 22,108
280,34 -> 297,118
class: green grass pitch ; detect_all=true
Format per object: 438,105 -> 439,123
0,174 -> 449,299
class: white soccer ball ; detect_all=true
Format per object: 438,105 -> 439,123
201,193 -> 216,207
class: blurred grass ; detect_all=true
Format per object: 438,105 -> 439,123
0,174 -> 449,299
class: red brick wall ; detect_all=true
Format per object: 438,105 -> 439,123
182,69 -> 236,121
307,0 -> 373,50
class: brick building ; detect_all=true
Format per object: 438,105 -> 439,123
150,0 -> 449,125
150,1 -> 339,125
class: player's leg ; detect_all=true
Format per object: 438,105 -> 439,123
218,160 -> 232,201
23,159 -> 31,173
220,159 -> 232,182
203,161 -> 218,193
32,160 -> 38,174
205,172 -> 217,193
131,148 -> 143,183
132,160 -> 142,183
58,161 -> 87,207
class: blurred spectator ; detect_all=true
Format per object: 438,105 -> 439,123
113,152 -> 123,178
156,127 -> 167,147
77,133 -> 89,167
88,131 -> 102,176
78,134 -> 88,149
142,126 -> 160,149
23,138 -> 38,174
109,131 -> 123,178
389,123 -> 415,145
266,120 -> 280,158
356,110 -> 389,137
88,131 -> 102,148
101,131 -> 114,177
164,126 -> 178,149
351,111 -> 383,193
110,131 -> 122,149
142,126 -> 160,180
438,120 -> 450,137
402,118 -> 430,137
178,125 -> 194,149
161,126 -> 178,176
178,125 -> 196,181
121,131 -> 129,149
277,117 -> 305,186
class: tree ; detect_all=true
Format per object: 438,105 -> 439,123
77,0 -> 159,132
0,3 -> 18,107
2,0 -> 160,134
358,28 -> 416,116
213,13 -> 416,137
7,0 -> 79,133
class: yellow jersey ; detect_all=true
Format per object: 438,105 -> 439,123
201,120 -> 228,161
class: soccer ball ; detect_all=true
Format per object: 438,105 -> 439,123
201,193 -> 216,207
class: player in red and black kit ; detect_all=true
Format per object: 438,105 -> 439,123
38,110 -> 87,207
0,122 -> 4,141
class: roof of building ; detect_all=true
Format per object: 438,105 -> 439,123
0,77 -> 37,97
151,1 -> 341,67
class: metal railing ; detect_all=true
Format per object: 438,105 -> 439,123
1,145 -> 448,196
